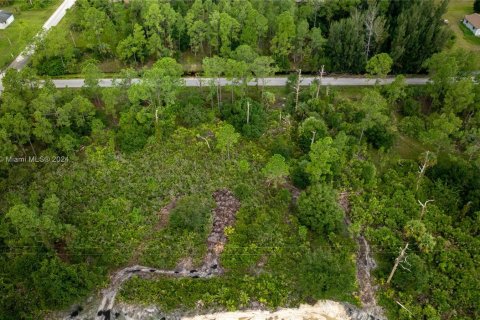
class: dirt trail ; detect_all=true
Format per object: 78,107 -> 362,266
338,192 -> 386,320
129,197 -> 178,266
64,189 -> 387,320
90,189 -> 240,320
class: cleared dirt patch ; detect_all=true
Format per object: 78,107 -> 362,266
155,196 -> 178,230
129,197 -> 179,265
85,189 -> 241,320
338,191 -> 386,320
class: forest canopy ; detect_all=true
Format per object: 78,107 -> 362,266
31,0 -> 453,76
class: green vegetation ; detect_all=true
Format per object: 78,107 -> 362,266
458,21 -> 480,46
32,0 -> 453,76
0,0 -> 479,318
0,48 -> 479,319
444,0 -> 480,56
0,0 -> 61,69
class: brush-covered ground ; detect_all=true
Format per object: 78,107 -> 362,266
0,50 -> 479,320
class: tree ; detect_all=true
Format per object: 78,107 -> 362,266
219,12 -> 240,56
297,184 -> 343,233
35,26 -> 75,72
357,90 -> 389,143
203,56 -> 225,109
306,137 -> 340,182
0,129 -> 16,169
262,154 -> 289,187
169,195 -> 212,232
363,1 -> 386,59
385,75 -> 407,105
80,6 -> 114,55
240,7 -> 268,48
389,0 -> 450,72
101,87 -> 120,117
143,2 -> 179,54
298,117 -> 328,152
82,59 -> 102,102
270,11 -> 296,67
128,57 -> 183,119
215,123 -> 240,159
232,45 -> 258,64
366,53 -> 393,78
420,113 -> 462,152
116,24 -> 146,64
475,0 -> 480,13
327,11 -> 366,73
251,56 -> 278,97
292,19 -> 309,65
221,98 -> 267,139
310,27 -> 327,69
188,20 -> 208,55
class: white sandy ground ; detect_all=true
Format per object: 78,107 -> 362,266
181,301 -> 349,320
109,300 -> 354,320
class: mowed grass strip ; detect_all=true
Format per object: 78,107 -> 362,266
0,0 -> 62,69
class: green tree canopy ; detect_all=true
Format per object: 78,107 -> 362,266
261,154 -> 289,187
297,184 -> 343,233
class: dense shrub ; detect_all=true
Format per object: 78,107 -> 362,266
290,159 -> 310,189
401,97 -> 422,116
269,135 -> 295,159
36,57 -> 66,76
365,124 -> 395,150
399,116 -> 425,139
298,117 -> 329,153
116,109 -> 153,153
169,195 -> 213,233
175,95 -> 213,127
296,184 -> 343,233
221,98 -> 267,139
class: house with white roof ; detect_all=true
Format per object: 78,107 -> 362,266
0,10 -> 14,30
463,13 -> 480,37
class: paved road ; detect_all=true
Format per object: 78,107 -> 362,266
8,0 -> 77,70
48,76 -> 429,89
0,0 -> 76,86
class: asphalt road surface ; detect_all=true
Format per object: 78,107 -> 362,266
47,76 -> 429,89
8,0 -> 77,71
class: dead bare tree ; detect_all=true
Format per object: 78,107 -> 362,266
295,69 -> 302,111
315,65 -> 325,99
364,1 -> 386,59
416,151 -> 436,191
418,199 -> 434,220
196,134 -> 211,150
386,243 -> 409,285
310,130 -> 317,147
395,300 -> 413,316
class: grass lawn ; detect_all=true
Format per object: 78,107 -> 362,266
0,0 -> 62,70
444,0 -> 480,54
458,20 -> 480,46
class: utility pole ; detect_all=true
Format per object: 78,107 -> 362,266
295,69 -> 301,112
246,101 -> 250,124
315,65 -> 324,99
386,243 -> 409,285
